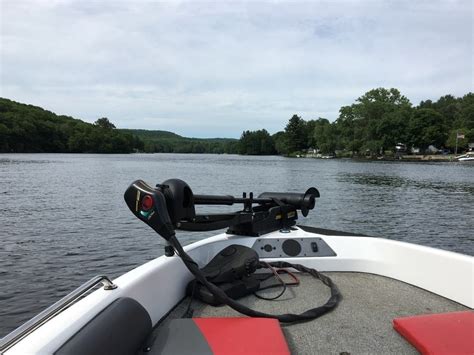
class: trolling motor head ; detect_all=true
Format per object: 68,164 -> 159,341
123,180 -> 176,240
160,179 -> 196,224
124,178 -> 320,240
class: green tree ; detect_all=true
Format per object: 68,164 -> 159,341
285,114 -> 306,153
418,99 -> 434,109
224,141 -> 239,154
313,118 -> 337,154
455,93 -> 474,130
238,129 -> 275,155
0,123 -> 10,151
433,95 -> 460,127
304,119 -> 317,148
94,117 -> 116,130
272,131 -> 288,155
335,105 -> 360,155
408,108 -> 447,151
335,88 -> 412,155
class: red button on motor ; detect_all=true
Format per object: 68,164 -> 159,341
141,195 -> 154,211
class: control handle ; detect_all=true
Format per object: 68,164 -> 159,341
124,180 -> 175,240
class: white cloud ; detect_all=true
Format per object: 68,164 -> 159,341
1,0 -> 472,137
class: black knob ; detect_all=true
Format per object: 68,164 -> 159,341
263,244 -> 273,252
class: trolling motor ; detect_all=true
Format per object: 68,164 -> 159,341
124,179 -> 340,323
124,178 -> 319,240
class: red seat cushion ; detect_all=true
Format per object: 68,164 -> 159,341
194,317 -> 290,355
393,311 -> 474,355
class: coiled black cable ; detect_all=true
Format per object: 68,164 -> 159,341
169,235 -> 341,323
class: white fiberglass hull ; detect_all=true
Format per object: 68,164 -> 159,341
3,227 -> 473,354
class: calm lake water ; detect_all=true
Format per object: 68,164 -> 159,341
1,153 -> 473,336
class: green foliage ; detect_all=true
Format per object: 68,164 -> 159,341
272,131 -> 289,155
285,115 -> 306,153
408,109 -> 446,150
120,129 -> 182,139
122,129 -> 238,154
456,93 -> 474,130
0,98 -> 142,153
335,106 -> 359,154
95,117 -> 116,130
276,88 -> 473,157
312,118 -> 338,154
445,129 -> 470,150
238,129 -> 275,155
304,119 -> 317,148
348,88 -> 412,154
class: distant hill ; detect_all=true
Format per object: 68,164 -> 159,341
0,97 -> 238,154
121,129 -> 183,139
120,129 -> 238,154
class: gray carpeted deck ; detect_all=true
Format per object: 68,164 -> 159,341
154,272 -> 468,354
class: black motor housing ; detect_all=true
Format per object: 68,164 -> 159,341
199,244 -> 259,283
186,245 -> 260,305
161,179 -> 196,225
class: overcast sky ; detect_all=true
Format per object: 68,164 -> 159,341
1,1 -> 472,137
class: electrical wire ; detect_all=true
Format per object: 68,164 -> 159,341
254,261 -> 287,300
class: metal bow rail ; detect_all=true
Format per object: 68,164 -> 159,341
0,275 -> 117,353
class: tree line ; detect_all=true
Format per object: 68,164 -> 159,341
140,139 -> 238,154
0,98 -> 143,153
122,129 -> 238,154
141,139 -> 238,154
2,88 -> 472,156
0,98 -> 238,154
238,88 -> 473,156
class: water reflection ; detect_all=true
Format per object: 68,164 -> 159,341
338,173 -> 474,194
0,158 -> 55,164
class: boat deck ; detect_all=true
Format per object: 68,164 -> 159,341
151,272 -> 468,354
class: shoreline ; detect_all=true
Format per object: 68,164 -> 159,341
0,152 -> 469,163
301,154 -> 464,163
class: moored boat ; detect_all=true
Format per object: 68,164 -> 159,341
456,152 -> 474,162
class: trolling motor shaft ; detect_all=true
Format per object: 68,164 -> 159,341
194,188 -> 318,216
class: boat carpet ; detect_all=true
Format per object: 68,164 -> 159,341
150,272 -> 468,355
